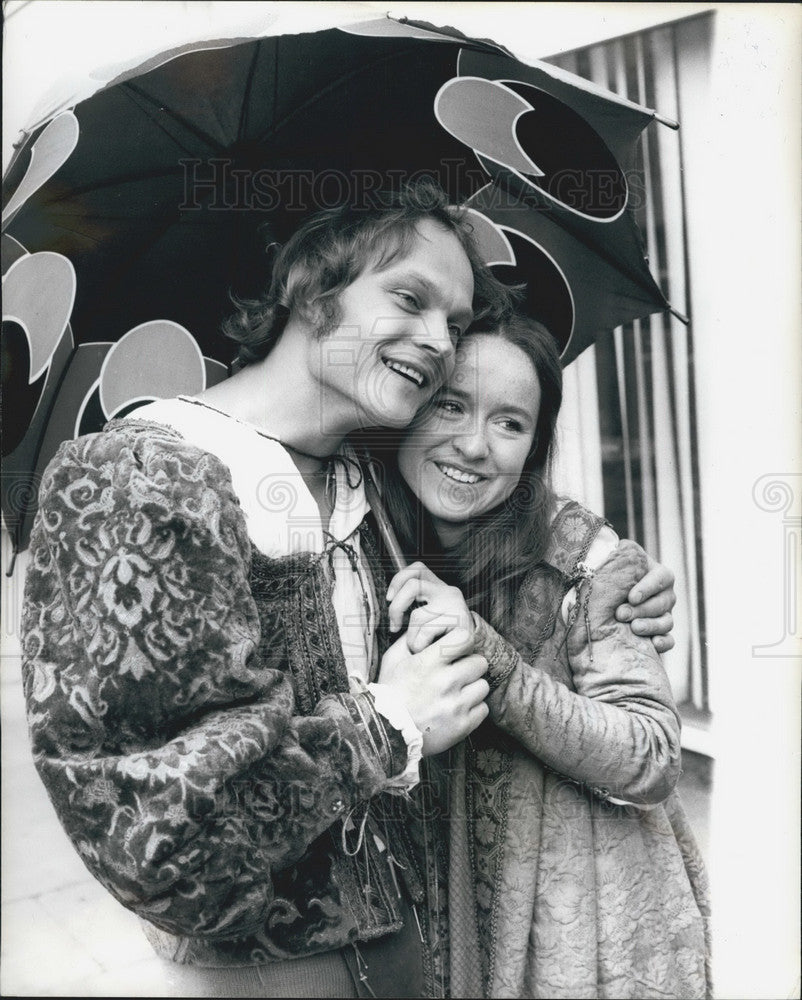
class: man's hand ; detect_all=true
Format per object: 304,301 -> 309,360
378,628 -> 489,756
386,561 -> 473,654
615,555 -> 677,654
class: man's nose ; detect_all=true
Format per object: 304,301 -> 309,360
413,312 -> 456,367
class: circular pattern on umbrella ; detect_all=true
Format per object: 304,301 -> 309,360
503,81 -> 628,220
435,75 -> 628,222
462,206 -> 574,354
98,320 -> 207,418
1,251 -> 76,456
464,207 -> 517,267
491,230 -> 575,354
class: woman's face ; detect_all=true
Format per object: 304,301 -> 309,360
397,333 -> 542,545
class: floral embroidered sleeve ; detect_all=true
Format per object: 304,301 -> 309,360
471,541 -> 682,805
21,423 -> 407,938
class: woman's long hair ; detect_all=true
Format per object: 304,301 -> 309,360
375,315 -> 564,633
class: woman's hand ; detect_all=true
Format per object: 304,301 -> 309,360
386,561 -> 474,655
615,554 -> 677,653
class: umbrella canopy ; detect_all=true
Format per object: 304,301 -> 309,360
1,14 -> 676,559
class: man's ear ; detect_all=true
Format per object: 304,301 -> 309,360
298,298 -> 326,330
283,261 -> 324,327
283,260 -> 342,338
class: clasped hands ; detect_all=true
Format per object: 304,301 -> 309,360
377,560 -> 676,757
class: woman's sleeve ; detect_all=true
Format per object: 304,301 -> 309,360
471,540 -> 682,806
21,426 -> 408,939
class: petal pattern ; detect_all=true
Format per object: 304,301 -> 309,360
99,320 -> 206,418
2,112 -> 79,225
2,251 -> 76,381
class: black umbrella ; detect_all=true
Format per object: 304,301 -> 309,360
1,15 -> 678,561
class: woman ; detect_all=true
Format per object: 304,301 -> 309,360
376,314 -> 712,999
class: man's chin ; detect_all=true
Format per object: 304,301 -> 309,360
356,404 -> 419,432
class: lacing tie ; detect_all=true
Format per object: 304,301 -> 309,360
371,828 -> 405,900
342,805 -> 409,919
341,801 -> 371,856
351,942 -> 377,997
330,452 -> 364,490
342,801 -> 380,977
344,812 -> 418,994
324,533 -> 360,574
324,534 -> 373,657
561,560 -> 596,662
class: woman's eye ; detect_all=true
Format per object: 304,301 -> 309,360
499,418 -> 524,433
435,398 -> 463,416
448,323 -> 462,341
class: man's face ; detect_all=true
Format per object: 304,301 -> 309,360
310,218 -> 475,431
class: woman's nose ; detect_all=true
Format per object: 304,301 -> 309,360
454,426 -> 489,461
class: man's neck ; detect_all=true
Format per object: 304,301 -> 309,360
197,325 -> 356,457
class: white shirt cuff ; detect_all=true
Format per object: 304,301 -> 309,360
367,682 -> 424,791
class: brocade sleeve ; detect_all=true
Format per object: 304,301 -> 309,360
21,423 -> 407,939
472,540 -> 682,806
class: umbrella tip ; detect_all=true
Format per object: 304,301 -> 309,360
669,305 -> 690,325
653,111 -> 680,130
5,548 -> 18,578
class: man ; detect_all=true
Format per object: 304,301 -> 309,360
20,182 -> 674,997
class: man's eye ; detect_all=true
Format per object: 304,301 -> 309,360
394,291 -> 419,309
448,324 -> 462,341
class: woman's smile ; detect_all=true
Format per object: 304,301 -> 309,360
397,333 -> 542,542
434,461 -> 485,485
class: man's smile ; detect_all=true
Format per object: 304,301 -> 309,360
382,357 -> 427,387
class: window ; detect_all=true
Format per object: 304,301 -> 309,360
548,14 -> 714,723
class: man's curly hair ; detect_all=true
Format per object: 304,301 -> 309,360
222,179 -> 517,367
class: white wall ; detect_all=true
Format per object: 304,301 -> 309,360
680,7 -> 801,997
552,346 -> 606,512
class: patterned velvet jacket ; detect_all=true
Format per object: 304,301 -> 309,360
20,420 -> 449,987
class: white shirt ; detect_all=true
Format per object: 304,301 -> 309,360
129,396 -> 422,787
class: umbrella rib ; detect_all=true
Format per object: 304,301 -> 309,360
41,167 -> 192,206
237,44 -> 262,143
34,218 -> 106,245
264,47 -> 420,140
30,210 -> 186,247
122,81 -> 230,158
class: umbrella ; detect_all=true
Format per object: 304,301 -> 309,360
1,13 -> 679,564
